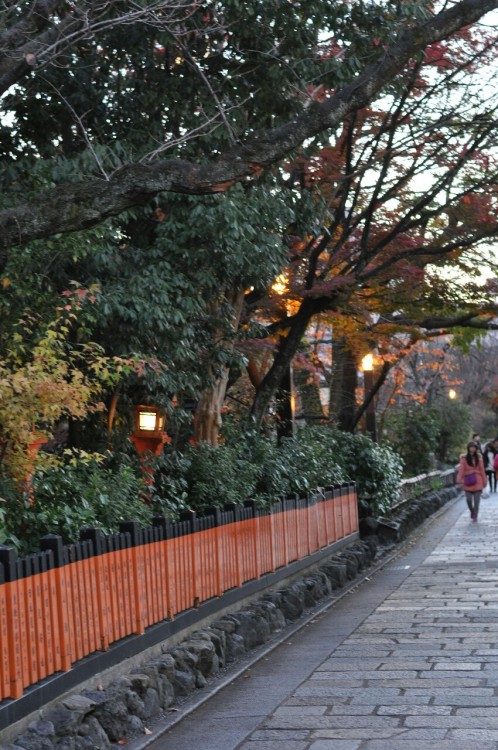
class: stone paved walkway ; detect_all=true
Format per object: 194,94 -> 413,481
149,494 -> 498,750
236,495 -> 498,750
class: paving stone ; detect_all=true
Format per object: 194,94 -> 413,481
309,742 -> 361,750
311,727 -> 411,739
310,670 -> 417,680
263,715 -> 401,729
242,743 -> 307,749
377,704 -> 452,715
448,728 -> 498,739
405,715 -> 498,728
250,729 -> 309,740
272,706 -> 327,717
363,743 -> 497,750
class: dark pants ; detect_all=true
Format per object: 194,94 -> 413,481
466,491 -> 482,517
486,470 -> 496,492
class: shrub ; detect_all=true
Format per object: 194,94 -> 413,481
259,429 -> 345,499
292,427 -> 404,517
0,453 -> 152,553
153,431 -> 278,514
152,424 -> 402,518
432,398 -> 472,464
336,433 -> 404,517
1,425 -> 405,552
383,406 -> 439,476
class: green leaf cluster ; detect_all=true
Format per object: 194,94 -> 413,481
151,423 -> 402,518
384,400 -> 472,475
0,455 -> 152,553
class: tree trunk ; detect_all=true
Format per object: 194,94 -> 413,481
275,361 -> 295,441
250,299 -> 315,427
194,288 -> 245,446
328,338 -> 358,432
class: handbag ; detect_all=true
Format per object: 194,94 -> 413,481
464,472 -> 477,487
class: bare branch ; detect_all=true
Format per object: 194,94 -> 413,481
0,1 -> 221,94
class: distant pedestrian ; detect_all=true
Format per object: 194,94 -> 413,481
472,433 -> 483,454
457,441 -> 487,521
494,450 -> 498,496
483,440 -> 498,493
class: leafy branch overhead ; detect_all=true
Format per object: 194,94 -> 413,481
1,0 -> 497,258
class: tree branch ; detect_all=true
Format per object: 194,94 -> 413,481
0,0 -> 496,259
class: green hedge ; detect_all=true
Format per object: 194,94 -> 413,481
1,425 -> 404,553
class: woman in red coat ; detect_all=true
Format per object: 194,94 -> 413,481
457,441 -> 487,521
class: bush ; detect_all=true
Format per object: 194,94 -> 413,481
432,398 -> 472,464
0,453 -> 152,553
383,406 -> 439,476
334,432 -> 403,516
152,424 -> 402,518
291,427 -> 404,517
0,425 -> 405,552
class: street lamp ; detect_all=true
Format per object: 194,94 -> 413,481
271,272 -> 296,438
133,405 -> 165,438
448,389 -> 457,400
361,353 -> 377,442
130,405 -> 169,499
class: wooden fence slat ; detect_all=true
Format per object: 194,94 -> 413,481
0,548 -> 23,699
120,523 -> 146,636
38,556 -> 53,681
107,539 -> 122,642
40,536 -> 72,671
0,561 -> 9,701
21,560 -> 38,687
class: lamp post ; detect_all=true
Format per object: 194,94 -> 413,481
361,354 -> 377,442
271,272 -> 296,439
130,405 -> 168,492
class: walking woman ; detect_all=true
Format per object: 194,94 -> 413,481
457,441 -> 487,521
484,440 -> 498,493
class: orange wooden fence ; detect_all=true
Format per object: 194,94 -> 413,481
0,484 -> 358,702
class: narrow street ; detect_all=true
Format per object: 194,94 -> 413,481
135,493 -> 498,749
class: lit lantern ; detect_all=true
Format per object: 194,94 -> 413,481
133,405 -> 165,439
361,353 -> 377,442
361,353 -> 374,372
130,405 -> 168,499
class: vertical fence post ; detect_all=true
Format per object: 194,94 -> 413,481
40,535 -> 71,671
0,546 -> 23,698
350,481 -> 359,533
79,527 -> 109,652
180,510 -> 198,607
223,504 -> 241,587
244,500 -> 259,581
0,557 -> 9,700
153,516 -> 175,620
204,508 -> 222,596
119,521 -> 146,635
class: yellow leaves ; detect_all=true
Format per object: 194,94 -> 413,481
62,448 -> 107,467
0,301 -> 118,482
1,277 -> 11,289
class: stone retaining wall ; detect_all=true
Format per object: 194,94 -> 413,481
0,485 -> 459,750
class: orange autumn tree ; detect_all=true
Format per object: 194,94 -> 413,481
236,24 -> 498,432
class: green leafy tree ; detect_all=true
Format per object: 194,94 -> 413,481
0,1 -> 495,255
433,398 -> 472,464
384,406 -> 439,477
